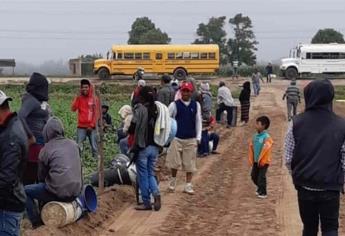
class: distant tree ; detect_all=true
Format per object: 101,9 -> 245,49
311,28 -> 345,44
228,13 -> 258,66
128,17 -> 171,44
193,16 -> 228,64
80,53 -> 103,61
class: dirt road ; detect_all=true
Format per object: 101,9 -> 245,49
26,80 -> 345,236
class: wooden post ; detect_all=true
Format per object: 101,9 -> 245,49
95,85 -> 105,194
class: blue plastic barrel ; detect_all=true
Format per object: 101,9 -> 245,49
76,185 -> 98,213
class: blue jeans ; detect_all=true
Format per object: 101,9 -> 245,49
0,211 -> 22,236
77,128 -> 98,158
198,130 -> 220,155
119,137 -> 129,155
25,183 -> 59,225
135,145 -> 159,207
253,82 -> 261,96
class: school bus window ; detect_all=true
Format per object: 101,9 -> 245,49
200,53 -> 208,59
135,53 -> 142,60
124,53 -> 134,59
209,52 -> 216,59
176,52 -> 183,59
191,52 -> 199,59
117,53 -> 123,59
143,53 -> 150,60
156,53 -> 163,60
183,52 -> 191,59
168,53 -> 175,59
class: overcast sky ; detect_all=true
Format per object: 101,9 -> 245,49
1,0 -> 345,64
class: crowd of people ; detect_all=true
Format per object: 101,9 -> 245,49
1,69 -> 345,236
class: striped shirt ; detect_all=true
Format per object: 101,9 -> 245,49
283,85 -> 301,101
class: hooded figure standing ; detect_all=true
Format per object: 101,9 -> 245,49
239,81 -> 251,125
25,117 -> 82,228
283,80 -> 301,121
71,79 -> 100,159
284,79 -> 345,236
19,72 -> 50,185
157,75 -> 175,107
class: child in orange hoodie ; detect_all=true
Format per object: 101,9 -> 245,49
248,116 -> 273,199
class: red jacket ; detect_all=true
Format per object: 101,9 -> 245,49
71,85 -> 100,129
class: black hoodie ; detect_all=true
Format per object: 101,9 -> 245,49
291,79 -> 345,191
239,81 -> 251,103
26,72 -> 49,102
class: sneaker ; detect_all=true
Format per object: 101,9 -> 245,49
211,151 -> 220,155
255,190 -> 259,196
257,194 -> 267,199
183,183 -> 195,195
168,177 -> 177,192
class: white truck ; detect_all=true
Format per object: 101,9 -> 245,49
280,43 -> 345,79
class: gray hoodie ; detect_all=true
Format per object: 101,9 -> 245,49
38,117 -> 82,199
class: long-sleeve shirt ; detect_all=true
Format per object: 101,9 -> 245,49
168,100 -> 202,142
283,85 -> 301,102
217,86 -> 234,107
284,122 -> 345,184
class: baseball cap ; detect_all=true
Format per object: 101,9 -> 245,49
180,82 -> 194,92
0,90 -> 12,106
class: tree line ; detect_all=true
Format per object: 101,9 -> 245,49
127,15 -> 345,66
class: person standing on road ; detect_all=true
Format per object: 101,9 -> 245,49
284,79 -> 345,236
0,90 -> 29,235
239,81 -> 251,126
19,72 -> 50,185
252,69 -> 264,96
283,80 -> 301,121
71,79 -> 100,159
249,116 -> 273,199
232,60 -> 239,79
166,81 -> 202,195
265,62 -> 273,83
128,86 -> 161,211
216,81 -> 235,128
25,117 -> 82,228
157,75 -> 175,107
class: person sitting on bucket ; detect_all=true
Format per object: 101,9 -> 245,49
25,117 -> 82,228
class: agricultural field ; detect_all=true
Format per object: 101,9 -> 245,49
1,81 -> 236,178
0,83 -> 134,177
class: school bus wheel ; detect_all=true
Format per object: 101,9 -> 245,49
98,68 -> 110,80
173,68 -> 187,80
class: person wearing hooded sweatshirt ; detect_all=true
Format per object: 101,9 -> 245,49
127,86 -> 161,211
71,79 -> 100,159
19,72 -> 50,185
157,75 -> 175,107
284,79 -> 345,236
25,117 -> 82,228
199,82 -> 212,121
283,80 -> 301,121
117,105 -> 133,155
239,81 -> 251,125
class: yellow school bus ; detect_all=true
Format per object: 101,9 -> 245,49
93,44 -> 219,79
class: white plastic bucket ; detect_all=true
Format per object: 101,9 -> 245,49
41,201 -> 82,227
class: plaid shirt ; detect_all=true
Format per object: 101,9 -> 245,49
284,122 -> 345,183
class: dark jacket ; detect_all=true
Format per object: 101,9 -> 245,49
26,72 -> 49,102
18,93 -> 50,144
0,113 -> 28,212
291,79 -> 345,191
200,91 -> 212,121
38,117 -> 82,199
157,84 -> 175,107
239,81 -> 251,103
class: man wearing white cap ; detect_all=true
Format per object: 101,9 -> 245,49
0,90 -> 29,235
